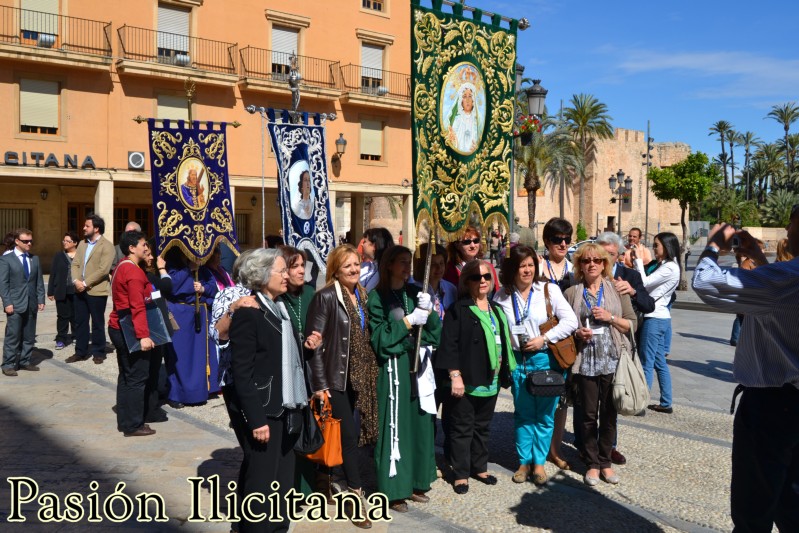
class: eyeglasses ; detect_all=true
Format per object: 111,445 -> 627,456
467,273 -> 492,282
18,239 -> 33,244
461,238 -> 480,246
271,268 -> 288,276
62,240 -> 74,244
580,258 -> 604,265
549,236 -> 571,245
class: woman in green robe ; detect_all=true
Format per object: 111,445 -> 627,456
368,245 -> 442,513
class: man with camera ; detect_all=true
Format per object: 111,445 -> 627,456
692,206 -> 799,532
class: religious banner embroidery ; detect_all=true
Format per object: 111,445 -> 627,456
411,0 -> 517,240
147,119 -> 239,262
266,111 -> 335,276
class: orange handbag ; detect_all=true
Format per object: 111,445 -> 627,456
305,395 -> 343,467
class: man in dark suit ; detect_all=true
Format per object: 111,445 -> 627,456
0,228 -> 46,376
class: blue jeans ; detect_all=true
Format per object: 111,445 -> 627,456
640,317 -> 673,408
510,350 -> 561,465
730,315 -> 743,345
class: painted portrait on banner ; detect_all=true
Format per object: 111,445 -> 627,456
439,63 -> 486,156
177,156 -> 210,210
289,160 -> 314,220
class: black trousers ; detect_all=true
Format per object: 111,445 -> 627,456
55,294 -> 76,345
326,388 -> 363,490
109,327 -> 150,434
75,293 -> 108,358
575,373 -> 617,469
144,345 -> 164,421
236,413 -> 298,533
732,385 -> 799,533
444,392 -> 498,480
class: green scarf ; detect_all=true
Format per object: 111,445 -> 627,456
469,304 -> 517,373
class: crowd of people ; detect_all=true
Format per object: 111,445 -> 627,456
1,207 -> 796,533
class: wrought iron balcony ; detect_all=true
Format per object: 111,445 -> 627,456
339,64 -> 410,101
239,46 -> 339,91
0,5 -> 111,56
117,25 -> 236,75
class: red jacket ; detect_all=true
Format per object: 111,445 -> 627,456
108,259 -> 150,339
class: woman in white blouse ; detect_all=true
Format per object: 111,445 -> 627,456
494,246 -> 578,485
632,232 -> 681,414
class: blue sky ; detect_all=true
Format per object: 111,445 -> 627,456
478,0 -> 799,160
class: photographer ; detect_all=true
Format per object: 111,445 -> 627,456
692,210 -> 799,532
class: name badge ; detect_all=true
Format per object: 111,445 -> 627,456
495,335 -> 502,345
591,326 -> 607,335
151,290 -> 161,299
511,325 -> 526,336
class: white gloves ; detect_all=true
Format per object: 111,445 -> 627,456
417,292 -> 433,311
405,307 -> 430,327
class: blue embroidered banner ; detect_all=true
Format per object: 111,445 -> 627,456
266,111 -> 335,275
147,119 -> 239,263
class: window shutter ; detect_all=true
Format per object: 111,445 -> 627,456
361,43 -> 383,80
157,4 -> 190,52
360,120 -> 383,156
157,94 -> 189,122
20,79 -> 59,129
271,25 -> 298,66
21,0 -> 58,34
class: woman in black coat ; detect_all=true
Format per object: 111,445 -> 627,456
229,248 -> 318,533
47,231 -> 79,349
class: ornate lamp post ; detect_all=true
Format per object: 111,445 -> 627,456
609,169 -> 633,237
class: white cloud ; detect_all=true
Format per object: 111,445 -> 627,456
615,50 -> 799,100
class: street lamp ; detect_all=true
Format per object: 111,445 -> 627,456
525,79 -> 548,117
609,169 -> 633,237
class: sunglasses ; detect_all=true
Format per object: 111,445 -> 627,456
467,273 -> 492,282
549,236 -> 571,245
18,239 -> 33,244
461,238 -> 480,246
580,258 -> 604,265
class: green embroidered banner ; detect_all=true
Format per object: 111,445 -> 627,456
411,0 -> 517,241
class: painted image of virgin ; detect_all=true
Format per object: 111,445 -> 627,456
446,82 -> 480,154
292,170 -> 313,220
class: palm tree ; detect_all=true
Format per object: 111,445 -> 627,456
708,120 -> 733,188
562,93 -> 614,227
739,131 -> 761,200
776,133 -> 799,190
761,189 -> 799,227
514,116 -> 584,226
727,129 -> 741,189
766,102 -> 799,176
752,143 -> 784,202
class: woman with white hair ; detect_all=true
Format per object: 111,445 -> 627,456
229,248 -> 315,533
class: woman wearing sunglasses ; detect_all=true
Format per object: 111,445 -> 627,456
563,243 -> 636,486
443,225 -> 499,289
539,217 -> 575,470
367,245 -> 441,513
436,259 -> 514,494
493,245 -> 578,485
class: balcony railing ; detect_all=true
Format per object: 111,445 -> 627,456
239,47 -> 340,91
0,6 -> 111,56
340,64 -> 410,101
117,25 -> 236,75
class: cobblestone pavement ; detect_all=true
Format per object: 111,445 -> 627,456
0,293 -> 741,531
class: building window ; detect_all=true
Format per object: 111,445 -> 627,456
20,78 -> 59,135
360,119 -> 383,162
271,25 -> 299,79
361,43 -> 384,93
114,206 -> 151,238
362,0 -> 384,12
157,3 -> 191,66
20,0 -> 59,47
157,94 -> 190,123
67,204 -> 95,234
235,213 -> 249,245
0,209 -> 33,239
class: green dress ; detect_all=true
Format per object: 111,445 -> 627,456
278,283 -> 316,497
368,284 -> 442,501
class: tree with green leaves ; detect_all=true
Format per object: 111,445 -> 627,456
739,131 -> 761,200
761,189 -> 799,227
562,93 -> 613,228
648,151 -> 720,289
709,120 -> 733,188
766,102 -> 799,176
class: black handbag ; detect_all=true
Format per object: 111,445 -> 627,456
293,404 -> 324,455
525,370 -> 566,397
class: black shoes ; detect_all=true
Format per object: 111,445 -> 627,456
611,449 -> 627,465
472,474 -> 498,485
65,354 -> 89,363
648,404 -> 673,414
453,483 -> 469,495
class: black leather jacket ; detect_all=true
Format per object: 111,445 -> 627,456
305,282 -> 352,393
